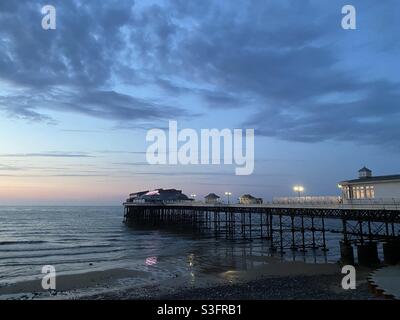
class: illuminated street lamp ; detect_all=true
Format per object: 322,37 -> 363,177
293,185 -> 304,198
224,192 -> 232,204
190,194 -> 196,200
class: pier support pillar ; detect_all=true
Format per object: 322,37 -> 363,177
383,240 -> 400,265
340,241 -> 354,265
357,242 -> 380,266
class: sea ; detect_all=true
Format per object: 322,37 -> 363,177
0,206 -> 348,296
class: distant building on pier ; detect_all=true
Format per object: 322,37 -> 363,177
127,189 -> 192,203
339,167 -> 400,202
239,194 -> 263,204
204,193 -> 220,204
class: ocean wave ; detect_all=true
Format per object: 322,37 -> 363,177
0,247 -> 125,260
0,243 -> 114,252
0,240 -> 48,245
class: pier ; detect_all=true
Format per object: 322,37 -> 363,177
123,202 -> 400,266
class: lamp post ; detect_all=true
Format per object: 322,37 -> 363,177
224,192 -> 232,205
293,185 -> 304,198
190,194 -> 196,200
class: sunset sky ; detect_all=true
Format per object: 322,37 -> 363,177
0,0 -> 399,205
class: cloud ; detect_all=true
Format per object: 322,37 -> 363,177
0,164 -> 21,171
95,150 -> 147,155
112,162 -> 150,166
244,81 -> 400,148
50,174 -> 108,177
0,173 -> 107,177
0,0 -> 399,149
0,0 -> 188,124
154,1 -> 400,149
60,128 -> 106,133
0,152 -> 94,158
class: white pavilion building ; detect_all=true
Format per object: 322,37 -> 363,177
339,167 -> 400,203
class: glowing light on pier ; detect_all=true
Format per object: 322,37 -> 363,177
293,185 -> 304,197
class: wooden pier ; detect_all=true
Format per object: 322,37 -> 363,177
123,202 -> 400,266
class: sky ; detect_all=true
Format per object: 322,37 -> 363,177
0,0 -> 399,205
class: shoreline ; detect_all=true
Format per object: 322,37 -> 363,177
87,263 -> 376,300
0,258 -> 376,300
0,268 -> 152,300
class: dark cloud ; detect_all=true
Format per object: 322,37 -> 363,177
162,0 -> 400,149
0,0 -> 399,148
156,78 -> 243,109
56,90 -> 188,121
0,0 -> 187,124
244,81 -> 400,148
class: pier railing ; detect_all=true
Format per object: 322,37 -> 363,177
125,200 -> 400,211
272,196 -> 341,205
271,196 -> 400,210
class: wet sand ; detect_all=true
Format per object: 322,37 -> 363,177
0,268 -> 151,299
0,258 -> 376,300
87,260 -> 375,300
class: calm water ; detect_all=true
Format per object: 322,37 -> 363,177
0,206 -> 344,288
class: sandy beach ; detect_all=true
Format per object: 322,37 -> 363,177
0,257 -> 376,300
0,268 -> 151,299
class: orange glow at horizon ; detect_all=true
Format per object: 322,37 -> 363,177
0,176 -> 142,204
